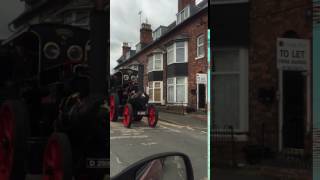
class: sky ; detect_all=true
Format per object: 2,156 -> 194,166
0,0 -> 24,39
110,0 -> 178,73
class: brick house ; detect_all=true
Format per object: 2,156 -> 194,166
114,0 -> 208,111
8,0 -> 101,31
313,0 -> 320,178
211,0 -> 313,177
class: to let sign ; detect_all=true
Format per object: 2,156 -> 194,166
196,73 -> 207,84
277,38 -> 310,70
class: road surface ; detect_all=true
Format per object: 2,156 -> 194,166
110,118 -> 208,180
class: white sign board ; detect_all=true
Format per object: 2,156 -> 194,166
196,73 -> 207,84
277,38 -> 310,70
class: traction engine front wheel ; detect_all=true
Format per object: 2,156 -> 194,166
122,103 -> 133,128
148,105 -> 158,128
0,100 -> 28,180
42,133 -> 72,180
109,93 -> 119,122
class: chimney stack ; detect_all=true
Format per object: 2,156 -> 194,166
140,23 -> 152,45
178,0 -> 195,12
122,42 -> 131,57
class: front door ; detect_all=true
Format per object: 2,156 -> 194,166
282,70 -> 306,149
198,84 -> 206,109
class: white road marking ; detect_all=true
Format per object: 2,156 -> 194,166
186,126 -> 195,131
159,125 -> 181,133
158,121 -> 185,128
140,142 -> 157,146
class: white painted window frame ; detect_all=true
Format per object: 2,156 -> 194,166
196,34 -> 205,59
148,53 -> 163,72
148,81 -> 163,103
176,5 -> 190,24
212,47 -> 248,133
166,41 -> 188,65
167,77 -> 188,104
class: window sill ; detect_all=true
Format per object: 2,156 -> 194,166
167,62 -> 188,66
148,70 -> 163,73
195,56 -> 205,60
166,102 -> 188,106
149,101 -> 162,104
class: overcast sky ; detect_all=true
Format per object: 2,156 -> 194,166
0,0 -> 24,39
110,0 -> 178,72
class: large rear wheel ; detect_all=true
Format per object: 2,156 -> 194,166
109,93 -> 119,122
122,103 -> 133,128
42,133 -> 72,180
148,105 -> 158,128
0,100 -> 28,180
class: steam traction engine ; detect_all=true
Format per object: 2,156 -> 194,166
109,67 -> 159,128
0,23 -> 107,180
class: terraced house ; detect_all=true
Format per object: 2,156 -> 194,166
114,0 -> 208,111
8,0 -> 96,31
211,0 -> 313,179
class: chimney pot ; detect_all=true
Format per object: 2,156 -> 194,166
140,23 -> 152,45
122,42 -> 131,57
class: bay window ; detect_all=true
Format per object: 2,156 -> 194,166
148,81 -> 163,103
167,77 -> 188,104
166,41 -> 188,65
167,45 -> 174,65
148,53 -> 163,72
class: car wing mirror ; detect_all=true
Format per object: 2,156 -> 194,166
111,152 -> 194,180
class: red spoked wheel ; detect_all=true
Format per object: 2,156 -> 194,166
109,93 -> 119,122
0,104 -> 14,180
148,105 -> 158,128
122,103 -> 133,128
0,100 -> 28,180
43,133 -> 72,180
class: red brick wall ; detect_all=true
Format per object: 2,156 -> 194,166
140,23 -> 153,45
178,0 -> 195,11
249,0 -> 312,152
187,14 -> 208,109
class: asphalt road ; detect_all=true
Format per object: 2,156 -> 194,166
110,118 -> 208,180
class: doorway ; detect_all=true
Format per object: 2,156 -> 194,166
198,84 -> 206,109
282,70 -> 306,149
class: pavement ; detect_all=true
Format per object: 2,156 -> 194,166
110,114 -> 208,180
212,168 -> 275,180
158,111 -> 208,131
